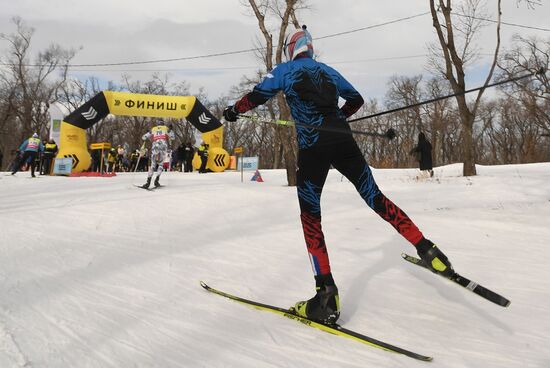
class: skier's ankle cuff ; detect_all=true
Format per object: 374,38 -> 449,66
415,238 -> 434,254
315,273 -> 335,287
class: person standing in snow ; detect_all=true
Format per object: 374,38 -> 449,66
106,148 -> 116,173
141,120 -> 175,188
11,133 -> 44,177
91,148 -> 101,173
40,139 -> 58,175
183,142 -> 195,173
115,145 -> 125,172
175,143 -> 185,172
410,132 -> 434,178
223,25 -> 454,324
197,142 -> 209,173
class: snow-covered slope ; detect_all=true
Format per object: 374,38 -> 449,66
1,163 -> 549,367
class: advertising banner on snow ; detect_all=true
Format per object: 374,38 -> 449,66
237,156 -> 259,171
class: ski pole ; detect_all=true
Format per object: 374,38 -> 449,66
238,114 -> 396,140
348,68 -> 546,124
134,142 -> 146,172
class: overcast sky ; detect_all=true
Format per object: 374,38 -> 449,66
0,0 -> 548,102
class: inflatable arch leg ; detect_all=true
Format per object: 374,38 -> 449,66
192,126 -> 230,172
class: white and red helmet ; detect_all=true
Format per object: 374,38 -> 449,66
283,25 -> 314,61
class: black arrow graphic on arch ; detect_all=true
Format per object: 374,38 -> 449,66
64,154 -> 80,169
214,154 -> 225,167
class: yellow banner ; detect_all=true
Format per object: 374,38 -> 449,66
103,91 -> 196,119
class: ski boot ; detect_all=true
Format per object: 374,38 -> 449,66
294,274 -> 340,325
154,176 -> 161,188
416,238 -> 454,277
142,177 -> 151,189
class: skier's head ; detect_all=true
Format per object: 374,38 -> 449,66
283,25 -> 313,61
157,119 -> 165,126
418,132 -> 426,141
32,133 -> 38,138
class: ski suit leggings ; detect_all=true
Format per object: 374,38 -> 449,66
12,151 -> 38,176
148,145 -> 167,179
297,138 -> 425,276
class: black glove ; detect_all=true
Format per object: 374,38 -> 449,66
223,105 -> 239,122
385,128 -> 396,140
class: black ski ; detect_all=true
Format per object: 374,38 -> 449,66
134,184 -> 153,191
134,184 -> 164,191
401,253 -> 511,307
200,281 -> 432,362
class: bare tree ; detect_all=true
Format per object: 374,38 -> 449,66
422,77 -> 457,167
0,17 -> 77,148
57,76 -> 114,145
0,76 -> 17,151
517,0 -> 542,9
241,0 -> 309,186
350,100 -> 394,168
222,75 -> 278,168
385,75 -> 425,166
428,0 -> 502,176
498,35 -> 550,135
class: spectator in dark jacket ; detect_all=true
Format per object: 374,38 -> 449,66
197,142 -> 209,173
183,142 -> 195,173
41,139 -> 58,175
175,143 -> 185,172
91,149 -> 102,173
410,132 -> 433,178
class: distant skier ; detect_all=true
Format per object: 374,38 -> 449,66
11,133 -> 44,177
223,26 -> 453,324
140,120 -> 175,188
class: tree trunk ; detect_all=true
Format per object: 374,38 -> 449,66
246,0 -> 300,186
461,113 -> 476,176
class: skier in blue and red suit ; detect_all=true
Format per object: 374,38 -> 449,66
223,26 -> 453,324
11,133 -> 44,177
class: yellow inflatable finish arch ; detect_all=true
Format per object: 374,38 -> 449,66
57,91 -> 229,173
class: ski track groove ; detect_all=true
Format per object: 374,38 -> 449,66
0,319 -> 30,367
29,306 -> 119,368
